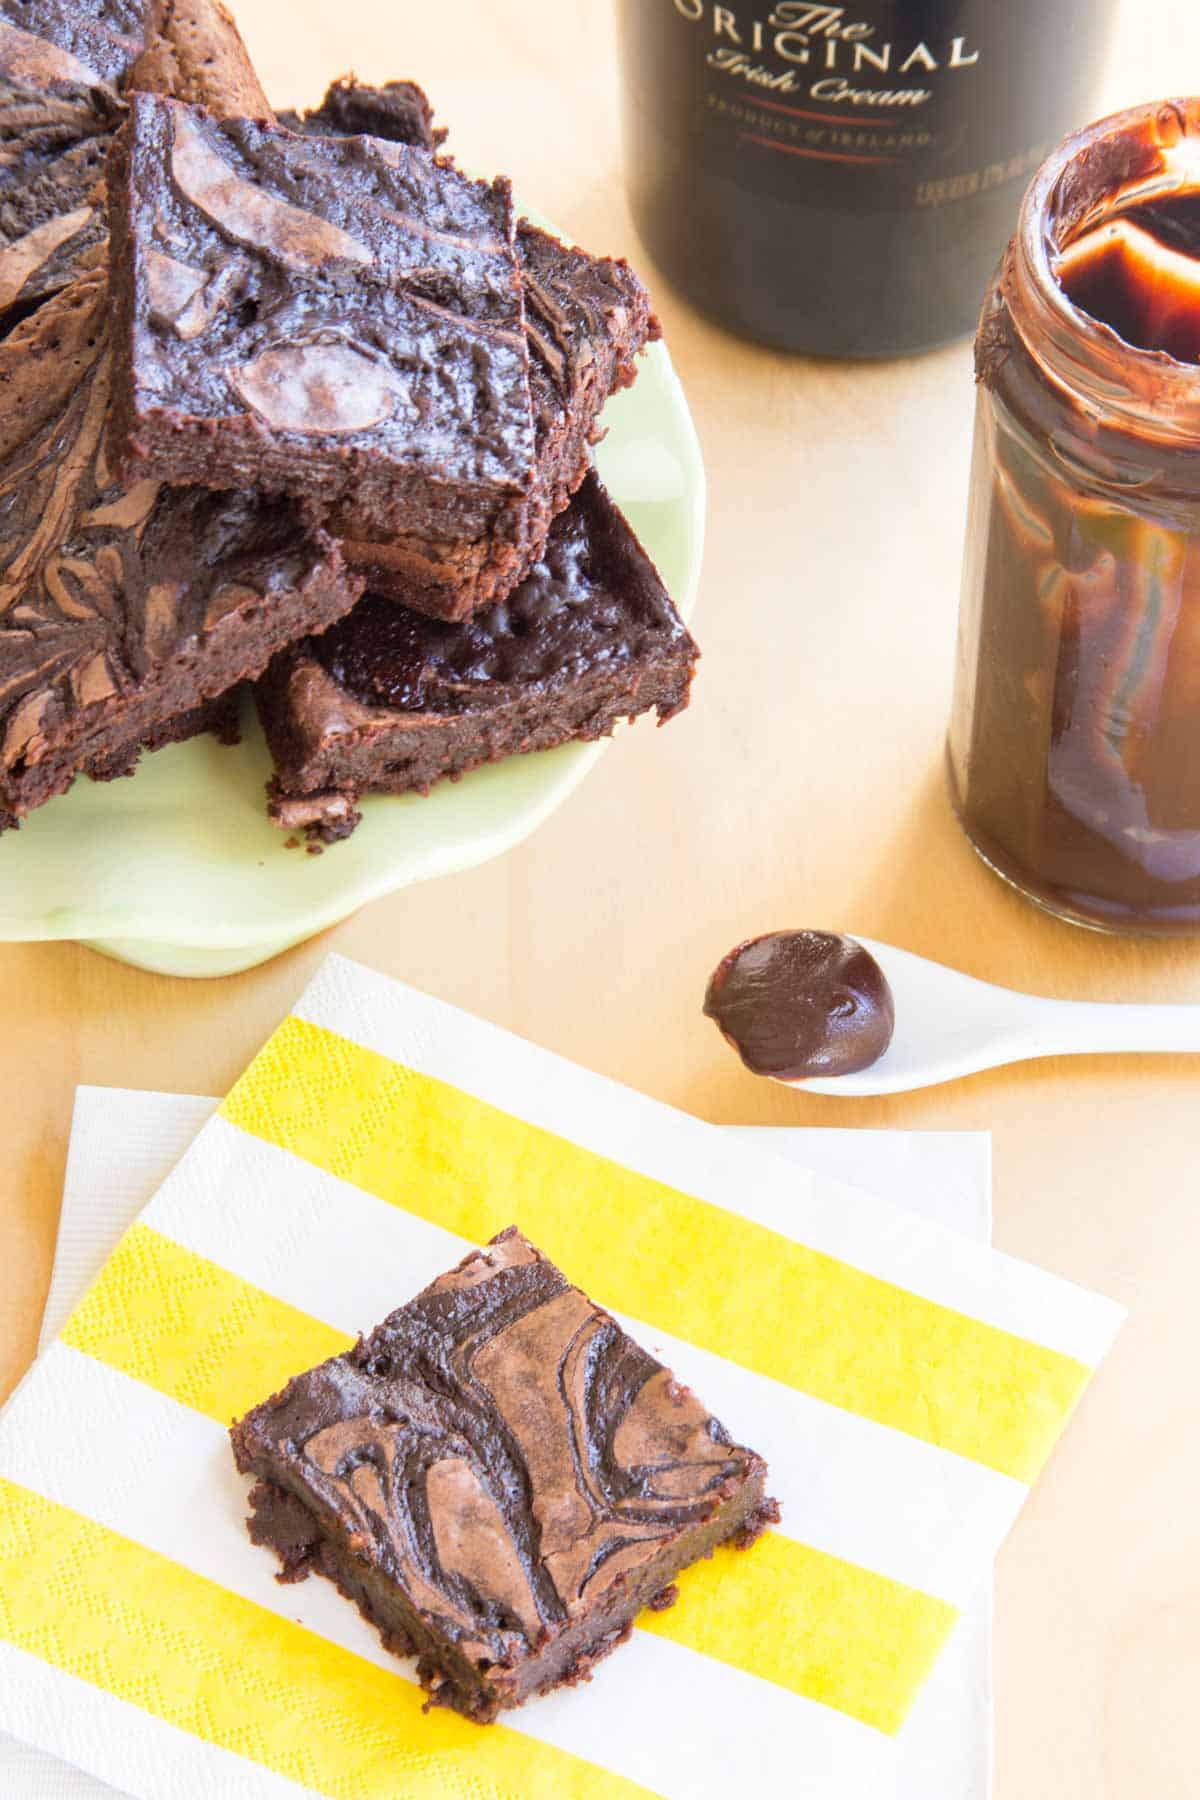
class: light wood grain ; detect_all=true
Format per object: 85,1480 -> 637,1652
1,4 -> 1197,1795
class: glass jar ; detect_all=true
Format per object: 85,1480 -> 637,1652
948,99 -> 1200,935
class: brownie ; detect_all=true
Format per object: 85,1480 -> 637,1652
127,0 -> 271,120
342,220 -> 659,618
284,78 -> 659,621
231,1227 -> 776,1724
0,0 -> 266,339
256,472 -> 698,842
0,270 -> 363,829
0,38 -> 121,331
0,687 -> 241,830
0,0 -> 146,87
106,96 -> 538,575
277,74 -> 442,154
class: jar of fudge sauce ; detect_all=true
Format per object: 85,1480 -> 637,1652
614,1 -> 1116,357
948,100 -> 1200,935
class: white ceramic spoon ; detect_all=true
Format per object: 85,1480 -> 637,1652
789,937 -> 1200,1097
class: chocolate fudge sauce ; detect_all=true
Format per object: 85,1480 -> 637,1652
704,930 -> 894,1078
1058,196 -> 1200,365
949,100 -> 1200,934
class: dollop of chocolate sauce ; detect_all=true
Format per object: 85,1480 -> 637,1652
703,931 -> 895,1080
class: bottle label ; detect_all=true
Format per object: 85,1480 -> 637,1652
625,1 -> 1057,209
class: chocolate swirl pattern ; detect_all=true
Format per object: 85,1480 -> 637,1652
233,1228 -> 775,1722
0,268 -> 357,824
0,0 -> 268,341
474,218 -> 658,598
0,33 -> 124,332
107,93 -> 536,545
0,1 -> 146,86
276,73 -> 659,613
517,219 -> 654,447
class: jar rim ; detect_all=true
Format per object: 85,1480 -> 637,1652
1006,97 -> 1200,443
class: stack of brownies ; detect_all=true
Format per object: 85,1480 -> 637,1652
0,0 -> 698,839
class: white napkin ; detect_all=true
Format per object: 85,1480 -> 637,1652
1,1089 -> 992,1799
1,952 -> 1119,1797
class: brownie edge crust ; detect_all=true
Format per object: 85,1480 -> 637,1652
231,1228 -> 777,1724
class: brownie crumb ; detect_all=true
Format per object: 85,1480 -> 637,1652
734,1495 -> 783,1549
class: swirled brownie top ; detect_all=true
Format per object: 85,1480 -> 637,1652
0,0 -> 146,85
232,1227 -> 771,1720
516,219 -> 657,443
106,94 -> 536,540
272,78 -> 657,620
0,39 -> 122,330
0,271 -> 356,812
267,79 -> 656,455
0,0 -> 274,337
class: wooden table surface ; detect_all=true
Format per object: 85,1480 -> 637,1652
2,4 -> 1197,1795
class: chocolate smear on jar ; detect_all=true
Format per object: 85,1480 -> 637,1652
704,931 -> 895,1080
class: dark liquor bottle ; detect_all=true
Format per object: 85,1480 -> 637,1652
615,1 -> 1117,357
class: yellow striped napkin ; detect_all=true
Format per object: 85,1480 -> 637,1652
0,954 -> 1123,1800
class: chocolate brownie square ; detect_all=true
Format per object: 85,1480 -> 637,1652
106,95 -> 539,583
281,78 -> 660,622
232,1227 -> 776,1723
256,471 -> 698,842
0,32 -> 121,331
278,74 -> 442,155
0,0 -> 146,87
0,270 -> 363,829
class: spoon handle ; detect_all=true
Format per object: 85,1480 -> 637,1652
1034,998 -> 1200,1058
